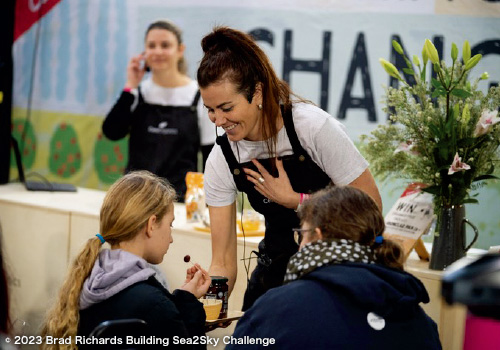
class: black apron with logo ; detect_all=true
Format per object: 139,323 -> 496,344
217,106 -> 332,310
127,89 -> 201,201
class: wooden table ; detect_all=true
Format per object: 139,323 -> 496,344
405,253 -> 467,350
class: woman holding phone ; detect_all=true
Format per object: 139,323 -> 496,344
103,20 -> 215,200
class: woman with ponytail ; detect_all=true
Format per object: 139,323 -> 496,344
103,19 -> 216,201
40,171 -> 211,350
197,26 -> 382,310
228,186 -> 442,350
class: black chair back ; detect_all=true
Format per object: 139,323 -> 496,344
89,319 -> 148,350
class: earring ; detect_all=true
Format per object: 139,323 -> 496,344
258,104 -> 263,110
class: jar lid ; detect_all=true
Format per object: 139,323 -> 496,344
210,276 -> 228,282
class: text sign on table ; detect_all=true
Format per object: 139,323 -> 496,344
384,183 -> 434,256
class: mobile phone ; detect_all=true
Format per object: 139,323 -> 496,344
141,52 -> 150,72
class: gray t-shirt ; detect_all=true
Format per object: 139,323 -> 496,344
204,102 -> 369,207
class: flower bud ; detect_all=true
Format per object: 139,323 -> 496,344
462,104 -> 470,124
481,72 -> 489,80
379,58 -> 402,80
464,54 -> 482,71
451,43 -> 458,62
424,39 -> 440,64
412,55 -> 421,67
453,104 -> 460,120
392,40 -> 404,55
422,47 -> 429,65
463,41 -> 471,64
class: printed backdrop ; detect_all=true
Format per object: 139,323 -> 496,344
11,0 -> 500,249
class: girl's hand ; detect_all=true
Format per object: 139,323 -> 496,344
205,320 -> 232,333
180,263 -> 211,299
244,158 -> 300,210
124,53 -> 147,89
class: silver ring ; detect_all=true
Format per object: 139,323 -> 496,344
258,177 -> 265,184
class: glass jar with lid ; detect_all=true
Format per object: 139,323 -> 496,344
205,276 -> 228,318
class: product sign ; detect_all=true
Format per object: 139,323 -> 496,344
384,183 -> 434,256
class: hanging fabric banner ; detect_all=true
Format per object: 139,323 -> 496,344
14,0 -> 62,41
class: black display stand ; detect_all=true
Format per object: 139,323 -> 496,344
0,1 -> 15,184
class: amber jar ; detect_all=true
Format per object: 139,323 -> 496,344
205,276 -> 228,318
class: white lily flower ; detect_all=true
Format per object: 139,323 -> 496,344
448,152 -> 471,175
474,109 -> 500,137
394,141 -> 419,155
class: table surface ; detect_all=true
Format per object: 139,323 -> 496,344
0,183 -> 105,215
0,183 -> 264,244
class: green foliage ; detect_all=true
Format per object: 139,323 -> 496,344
49,123 -> 82,178
360,39 -> 500,209
11,119 -> 37,169
94,132 -> 128,184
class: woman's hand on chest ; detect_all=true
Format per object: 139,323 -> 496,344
243,158 -> 300,210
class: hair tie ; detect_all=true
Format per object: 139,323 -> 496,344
95,234 -> 105,244
375,235 -> 384,244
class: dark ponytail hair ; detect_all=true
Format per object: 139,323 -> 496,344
299,186 -> 404,270
197,26 -> 296,157
374,238 -> 405,270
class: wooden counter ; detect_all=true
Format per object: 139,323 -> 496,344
0,183 -> 466,349
405,253 -> 467,350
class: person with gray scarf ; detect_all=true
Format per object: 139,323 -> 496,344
228,186 -> 442,350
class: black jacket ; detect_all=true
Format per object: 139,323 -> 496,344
78,276 -> 206,349
228,262 -> 442,350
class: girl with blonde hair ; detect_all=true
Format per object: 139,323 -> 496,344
41,171 -> 210,349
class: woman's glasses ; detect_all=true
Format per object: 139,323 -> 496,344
292,228 -> 314,245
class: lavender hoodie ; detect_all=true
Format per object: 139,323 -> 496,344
79,249 -> 156,310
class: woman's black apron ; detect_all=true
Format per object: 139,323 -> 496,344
216,106 -> 332,310
127,89 -> 201,201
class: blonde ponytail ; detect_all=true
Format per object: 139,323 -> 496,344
40,171 -> 175,349
40,238 -> 102,350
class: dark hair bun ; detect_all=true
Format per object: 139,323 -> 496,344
201,27 -> 234,53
